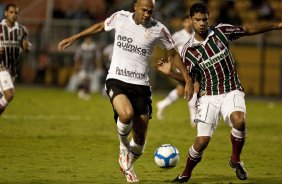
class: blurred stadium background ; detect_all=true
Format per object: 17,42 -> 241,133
1,0 -> 282,96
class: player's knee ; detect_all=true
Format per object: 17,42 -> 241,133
231,112 -> 246,131
118,109 -> 134,123
3,89 -> 15,102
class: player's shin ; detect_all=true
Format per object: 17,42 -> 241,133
182,145 -> 203,178
129,139 -> 145,165
230,128 -> 246,163
117,117 -> 132,150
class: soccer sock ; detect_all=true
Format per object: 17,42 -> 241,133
117,118 -> 132,150
158,89 -> 179,109
182,145 -> 202,178
129,139 -> 145,163
188,92 -> 197,124
0,95 -> 8,114
231,128 -> 246,163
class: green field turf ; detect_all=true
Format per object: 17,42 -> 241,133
0,87 -> 282,184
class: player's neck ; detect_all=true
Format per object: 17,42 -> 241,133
6,20 -> 15,28
195,31 -> 208,42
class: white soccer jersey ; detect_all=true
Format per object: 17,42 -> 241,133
104,10 -> 174,86
172,29 -> 193,54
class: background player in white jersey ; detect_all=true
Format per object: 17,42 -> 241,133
58,0 -> 194,182
0,3 -> 31,115
156,15 -> 199,127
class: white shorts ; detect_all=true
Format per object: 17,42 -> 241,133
0,70 -> 14,92
195,90 -> 246,137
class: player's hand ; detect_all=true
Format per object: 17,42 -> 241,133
184,80 -> 194,101
155,57 -> 172,75
58,37 -> 76,51
22,40 -> 32,52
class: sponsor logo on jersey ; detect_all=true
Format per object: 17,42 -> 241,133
116,67 -> 146,80
116,35 -> 147,56
226,27 -> 241,32
0,40 -> 19,47
199,49 -> 229,68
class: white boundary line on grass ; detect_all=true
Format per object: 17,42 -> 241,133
1,114 -> 92,121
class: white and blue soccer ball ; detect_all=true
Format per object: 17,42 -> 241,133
154,144 -> 179,168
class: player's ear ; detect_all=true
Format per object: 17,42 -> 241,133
134,2 -> 138,12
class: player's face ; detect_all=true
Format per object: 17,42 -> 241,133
134,0 -> 154,26
5,6 -> 19,25
190,13 -> 209,37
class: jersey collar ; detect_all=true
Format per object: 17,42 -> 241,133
190,28 -> 214,47
1,19 -> 20,30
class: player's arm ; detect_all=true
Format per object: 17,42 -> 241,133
243,21 -> 282,36
167,49 -> 194,100
58,21 -> 105,51
22,26 -> 31,52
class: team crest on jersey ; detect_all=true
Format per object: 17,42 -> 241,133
109,89 -> 114,99
196,54 -> 201,61
144,29 -> 152,39
216,40 -> 224,49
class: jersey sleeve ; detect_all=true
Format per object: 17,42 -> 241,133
104,11 -> 120,31
21,25 -> 29,41
182,47 -> 197,73
159,26 -> 174,50
216,23 -> 245,41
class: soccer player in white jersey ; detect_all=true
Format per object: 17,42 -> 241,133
156,2 -> 282,183
58,0 -> 194,182
156,15 -> 199,127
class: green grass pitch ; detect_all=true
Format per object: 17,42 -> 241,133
0,87 -> 282,184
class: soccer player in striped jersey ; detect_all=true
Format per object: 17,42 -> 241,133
156,2 -> 282,183
0,3 -> 31,115
156,15 -> 199,127
58,0 -> 194,182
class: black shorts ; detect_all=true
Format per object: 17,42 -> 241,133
105,79 -> 152,121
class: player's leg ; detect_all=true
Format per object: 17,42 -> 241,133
113,94 -> 134,149
77,70 -> 91,100
105,79 -> 135,172
156,84 -> 184,120
121,114 -> 149,183
0,71 -> 15,115
222,90 -> 247,180
173,95 -> 220,183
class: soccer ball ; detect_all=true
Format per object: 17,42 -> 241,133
154,144 -> 179,168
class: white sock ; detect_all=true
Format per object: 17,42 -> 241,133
129,139 -> 145,162
158,89 -> 179,109
0,95 -> 8,109
188,92 -> 197,124
117,118 -> 132,150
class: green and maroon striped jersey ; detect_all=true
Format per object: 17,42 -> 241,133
182,24 -> 245,95
0,19 -> 29,76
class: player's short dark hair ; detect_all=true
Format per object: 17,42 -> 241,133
5,3 -> 18,11
190,2 -> 209,16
